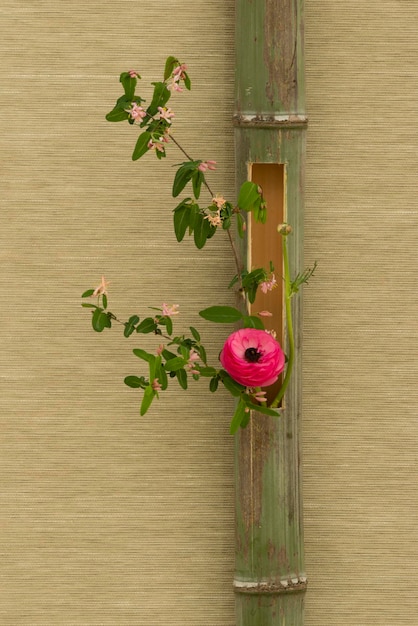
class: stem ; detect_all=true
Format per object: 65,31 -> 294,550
170,134 -> 194,162
226,227 -> 243,279
271,235 -> 294,408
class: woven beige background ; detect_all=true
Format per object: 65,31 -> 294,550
304,1 -> 418,624
2,1 -> 418,625
1,1 -> 236,624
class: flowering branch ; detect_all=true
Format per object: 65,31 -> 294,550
82,57 -> 315,433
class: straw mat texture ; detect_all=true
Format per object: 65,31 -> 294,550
3,1 -> 418,625
1,1 -> 236,624
304,2 -> 418,624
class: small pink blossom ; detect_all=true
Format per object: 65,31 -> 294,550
212,195 -> 226,210
260,274 -> 277,294
186,349 -> 200,375
151,379 -> 162,392
167,64 -> 187,92
92,276 -> 110,297
168,77 -> 183,93
258,310 -> 273,317
220,328 -> 285,388
156,344 -> 164,356
173,64 -> 188,79
126,102 -> 146,121
157,106 -> 175,123
204,209 -> 222,227
252,390 -> 267,403
198,160 -> 217,172
128,70 -> 140,78
147,139 -> 165,153
161,303 -> 179,317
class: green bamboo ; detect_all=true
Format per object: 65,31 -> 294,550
234,1 -> 307,624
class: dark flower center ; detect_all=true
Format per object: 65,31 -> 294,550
244,347 -> 262,363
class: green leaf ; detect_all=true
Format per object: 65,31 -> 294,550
245,401 -> 281,417
140,385 -> 155,416
124,375 -> 145,389
220,371 -> 246,397
173,202 -> 190,242
176,368 -> 188,389
162,349 -> 177,360
147,82 -> 170,117
119,72 -> 137,100
230,398 -> 247,435
199,367 -> 217,377
193,212 -> 215,249
179,345 -> 189,360
209,377 -> 219,392
199,306 -> 243,324
197,344 -> 207,364
192,170 -> 204,199
164,356 -> 186,372
164,56 -> 178,80
166,316 -> 173,336
243,315 -> 265,330
158,315 -> 173,336
124,315 -> 139,338
105,107 -> 130,122
82,289 -> 95,298
237,181 -> 260,211
228,274 -> 239,290
81,303 -> 97,309
102,294 -> 108,309
92,308 -> 111,332
136,317 -> 157,334
190,326 -> 201,342
242,268 -> 266,287
148,355 -> 160,383
133,348 -> 154,362
188,202 -> 199,232
172,163 -> 196,197
240,411 -> 251,429
183,73 -> 191,91
132,131 -> 151,161
157,363 -> 168,390
247,283 -> 258,304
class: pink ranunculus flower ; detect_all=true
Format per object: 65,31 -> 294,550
220,328 -> 285,388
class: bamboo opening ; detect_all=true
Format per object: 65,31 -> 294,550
248,163 -> 285,403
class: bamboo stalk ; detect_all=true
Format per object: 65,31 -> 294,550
234,1 -> 307,624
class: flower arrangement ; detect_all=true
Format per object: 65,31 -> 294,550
81,57 -> 315,434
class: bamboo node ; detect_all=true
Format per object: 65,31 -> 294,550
233,577 -> 308,595
233,113 -> 308,129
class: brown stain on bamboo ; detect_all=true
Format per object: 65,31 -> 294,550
264,0 -> 299,111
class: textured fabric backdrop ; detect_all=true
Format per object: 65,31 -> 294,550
0,1 -> 236,624
2,1 -> 418,625
304,1 -> 418,624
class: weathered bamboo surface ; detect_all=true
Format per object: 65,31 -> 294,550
234,1 -> 307,624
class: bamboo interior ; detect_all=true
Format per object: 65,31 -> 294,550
249,163 -> 285,402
